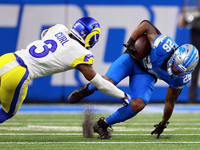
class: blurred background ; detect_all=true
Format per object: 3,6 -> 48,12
0,0 -> 200,104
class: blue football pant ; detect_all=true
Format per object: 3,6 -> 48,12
89,53 -> 155,125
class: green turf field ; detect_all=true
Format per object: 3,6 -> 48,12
0,112 -> 200,150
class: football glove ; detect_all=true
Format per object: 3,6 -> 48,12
123,38 -> 139,61
122,93 -> 131,107
123,37 -> 139,54
151,121 -> 169,139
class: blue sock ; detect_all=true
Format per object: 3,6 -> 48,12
0,108 -> 13,123
105,104 -> 136,125
88,83 -> 98,92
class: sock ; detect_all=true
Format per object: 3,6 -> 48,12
0,108 -> 13,123
88,83 -> 98,92
105,104 -> 136,125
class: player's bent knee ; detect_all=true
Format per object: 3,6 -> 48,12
130,98 -> 146,113
0,108 -> 13,123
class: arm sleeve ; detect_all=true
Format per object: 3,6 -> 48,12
89,73 -> 125,99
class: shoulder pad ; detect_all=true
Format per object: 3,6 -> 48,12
152,34 -> 177,56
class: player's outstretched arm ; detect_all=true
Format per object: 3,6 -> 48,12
151,86 -> 182,138
75,64 -> 130,102
162,86 -> 182,123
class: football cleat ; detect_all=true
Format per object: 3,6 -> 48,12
68,84 -> 94,104
93,117 -> 112,139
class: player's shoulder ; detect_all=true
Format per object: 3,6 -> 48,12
171,74 -> 191,89
152,34 -> 177,56
69,40 -> 93,55
70,45 -> 94,68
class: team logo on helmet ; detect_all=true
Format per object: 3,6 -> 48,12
70,17 -> 101,49
167,44 -> 199,77
85,27 -> 101,49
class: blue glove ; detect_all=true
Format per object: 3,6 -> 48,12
122,93 -> 131,107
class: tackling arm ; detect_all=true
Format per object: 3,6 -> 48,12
76,64 -> 128,99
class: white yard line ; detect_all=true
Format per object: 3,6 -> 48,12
3,122 -> 200,126
0,142 -> 200,144
0,125 -> 200,131
0,133 -> 200,136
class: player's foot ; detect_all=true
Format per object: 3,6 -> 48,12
93,117 -> 112,139
68,83 -> 94,103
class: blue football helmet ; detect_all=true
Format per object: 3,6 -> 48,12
167,44 -> 199,77
70,17 -> 101,49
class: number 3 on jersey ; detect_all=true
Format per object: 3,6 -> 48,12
29,40 -> 57,58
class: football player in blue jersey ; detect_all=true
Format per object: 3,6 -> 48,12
68,20 -> 199,139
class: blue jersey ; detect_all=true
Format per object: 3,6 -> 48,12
140,34 -> 191,89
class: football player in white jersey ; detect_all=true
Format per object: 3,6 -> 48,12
0,17 -> 130,123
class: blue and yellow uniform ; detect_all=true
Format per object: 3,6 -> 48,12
0,24 -> 94,123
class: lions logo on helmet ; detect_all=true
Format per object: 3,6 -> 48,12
168,44 -> 199,77
70,17 -> 101,49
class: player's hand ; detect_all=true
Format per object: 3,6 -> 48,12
122,93 -> 131,107
123,37 -> 138,54
151,121 -> 169,139
123,43 -> 139,54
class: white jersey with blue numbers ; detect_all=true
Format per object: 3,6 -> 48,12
15,24 -> 94,79
140,34 -> 191,89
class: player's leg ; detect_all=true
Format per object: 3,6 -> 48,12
93,72 -> 155,139
68,53 -> 134,103
89,53 -> 134,90
0,57 -> 30,123
105,73 -> 155,124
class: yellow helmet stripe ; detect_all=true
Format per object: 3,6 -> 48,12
85,27 -> 101,48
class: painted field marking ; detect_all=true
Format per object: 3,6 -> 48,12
3,122 -> 200,126
0,126 -> 200,131
0,142 -> 200,144
0,133 -> 200,136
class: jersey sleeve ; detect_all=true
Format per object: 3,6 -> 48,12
70,54 -> 94,68
170,74 -> 191,89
